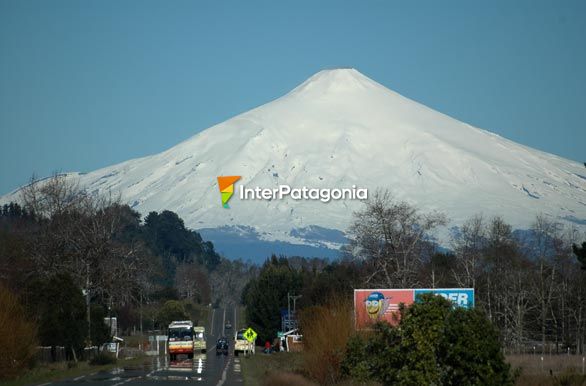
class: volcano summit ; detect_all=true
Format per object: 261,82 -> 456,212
3,69 -> 585,259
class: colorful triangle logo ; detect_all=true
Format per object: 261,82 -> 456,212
217,176 -> 241,208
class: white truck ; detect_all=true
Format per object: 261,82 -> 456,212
233,328 -> 254,356
193,326 -> 207,353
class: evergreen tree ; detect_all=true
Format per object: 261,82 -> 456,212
26,274 -> 87,357
156,300 -> 189,328
143,210 -> 221,287
242,255 -> 303,342
439,306 -> 511,385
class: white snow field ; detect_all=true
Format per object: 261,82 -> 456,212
2,69 -> 585,256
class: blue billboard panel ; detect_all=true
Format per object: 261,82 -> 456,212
414,288 -> 474,309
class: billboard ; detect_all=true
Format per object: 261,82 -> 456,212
414,288 -> 474,308
354,288 -> 474,329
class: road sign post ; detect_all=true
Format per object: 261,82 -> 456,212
243,327 -> 257,355
243,327 -> 257,342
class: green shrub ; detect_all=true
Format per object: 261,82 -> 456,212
342,294 -> 513,386
438,306 -> 511,385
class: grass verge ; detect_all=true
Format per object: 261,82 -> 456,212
239,351 -> 385,386
240,351 -> 312,386
508,355 -> 586,386
241,351 -> 586,385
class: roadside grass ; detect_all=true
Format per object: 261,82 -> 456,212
241,351 -> 586,386
240,351 -> 311,386
240,352 -> 586,386
515,374 -> 586,386
239,351 -> 381,386
0,356 -> 149,386
508,355 -> 586,386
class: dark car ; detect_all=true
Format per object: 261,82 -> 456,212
216,337 -> 229,355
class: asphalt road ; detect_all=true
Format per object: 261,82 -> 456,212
42,306 -> 244,386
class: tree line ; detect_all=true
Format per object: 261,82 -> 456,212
242,191 -> 586,356
0,174 -> 253,374
2,176 -> 585,381
239,191 -> 585,384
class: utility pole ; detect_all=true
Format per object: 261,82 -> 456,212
140,292 -> 143,336
108,296 -> 113,338
292,295 -> 300,314
86,262 -> 91,347
287,293 -> 302,330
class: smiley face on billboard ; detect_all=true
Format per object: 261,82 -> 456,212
364,291 -> 390,319
354,289 -> 414,328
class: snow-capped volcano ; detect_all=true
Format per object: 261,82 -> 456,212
3,69 -> 585,258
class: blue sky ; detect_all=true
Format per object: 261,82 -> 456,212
1,0 -> 585,195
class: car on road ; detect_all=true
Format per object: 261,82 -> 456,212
234,329 -> 254,356
216,337 -> 229,355
225,320 -> 232,330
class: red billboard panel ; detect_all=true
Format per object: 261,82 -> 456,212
354,289 -> 414,329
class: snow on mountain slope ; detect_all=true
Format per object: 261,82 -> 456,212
2,69 -> 585,254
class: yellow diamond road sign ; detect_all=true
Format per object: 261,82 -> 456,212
243,327 -> 257,343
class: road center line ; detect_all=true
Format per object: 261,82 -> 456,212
216,356 -> 232,386
112,377 -> 134,386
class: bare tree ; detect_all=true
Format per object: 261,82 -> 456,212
451,214 -> 486,289
530,215 -> 562,354
473,217 -> 520,335
210,259 -> 258,307
21,173 -> 87,219
175,262 -> 210,304
19,174 -> 156,343
347,190 -> 447,288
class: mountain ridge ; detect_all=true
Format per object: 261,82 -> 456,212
2,68 -> 585,258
